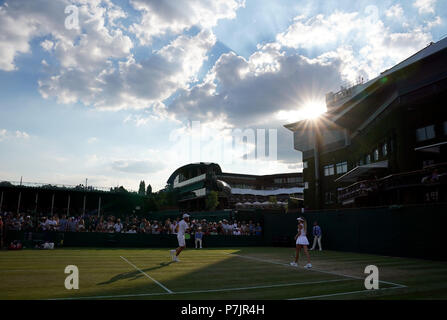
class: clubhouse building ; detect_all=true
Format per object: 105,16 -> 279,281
285,37 -> 447,210
166,163 -> 304,210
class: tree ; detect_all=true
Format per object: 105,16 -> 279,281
146,184 -> 152,196
138,180 -> 146,196
110,186 -> 128,193
269,196 -> 277,204
206,191 -> 219,211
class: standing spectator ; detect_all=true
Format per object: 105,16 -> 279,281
12,214 -> 22,231
248,220 -> 255,235
222,220 -> 230,235
310,221 -> 322,251
23,216 -> 34,232
170,220 -> 177,234
59,215 -> 68,232
68,217 -> 77,232
114,219 -> 123,233
0,216 -> 3,249
216,221 -> 223,235
255,223 -> 262,236
231,221 -> 238,233
195,227 -> 203,249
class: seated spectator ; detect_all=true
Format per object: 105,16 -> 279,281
233,228 -> 241,236
78,219 -> 86,232
430,169 -> 440,182
106,219 -> 115,233
195,227 -> 203,248
127,226 -> 137,234
151,221 -> 159,234
144,220 -> 152,234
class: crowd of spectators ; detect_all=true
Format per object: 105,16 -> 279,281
0,211 -> 262,236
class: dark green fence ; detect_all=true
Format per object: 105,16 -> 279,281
264,203 -> 447,261
5,231 -> 267,248
5,203 -> 446,260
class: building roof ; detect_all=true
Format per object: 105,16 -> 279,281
335,160 -> 389,183
167,163 -> 222,185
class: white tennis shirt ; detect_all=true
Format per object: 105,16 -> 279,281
178,220 -> 188,236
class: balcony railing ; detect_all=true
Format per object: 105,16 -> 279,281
338,162 -> 447,204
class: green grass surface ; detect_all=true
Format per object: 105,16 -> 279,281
1,247 -> 446,300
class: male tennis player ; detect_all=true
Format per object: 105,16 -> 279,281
170,213 -> 190,262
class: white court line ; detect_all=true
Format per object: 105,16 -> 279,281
49,278 -> 353,300
119,256 -> 173,294
226,253 -> 407,288
288,286 -> 405,300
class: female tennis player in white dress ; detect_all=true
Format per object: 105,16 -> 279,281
290,217 -> 312,268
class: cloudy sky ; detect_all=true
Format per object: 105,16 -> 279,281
0,0 -> 446,191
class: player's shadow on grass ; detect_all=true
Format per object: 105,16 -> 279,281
97,262 -> 174,285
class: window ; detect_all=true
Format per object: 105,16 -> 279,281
366,155 -> 371,164
287,177 -> 300,183
304,182 -> 309,189
416,125 -> 435,142
303,161 -> 308,169
336,162 -> 348,174
382,143 -> 388,157
324,165 -> 335,176
324,192 -> 335,204
373,149 -> 379,161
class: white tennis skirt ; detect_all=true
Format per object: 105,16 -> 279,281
296,236 -> 309,246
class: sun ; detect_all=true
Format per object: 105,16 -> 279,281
276,99 -> 327,123
301,100 -> 327,120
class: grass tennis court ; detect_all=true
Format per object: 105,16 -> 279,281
1,247 -> 447,300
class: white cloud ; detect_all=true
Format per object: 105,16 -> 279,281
273,11 -> 433,83
112,159 -> 164,174
129,0 -> 244,45
0,0 -> 131,72
15,130 -> 30,139
414,0 -> 437,14
425,16 -> 442,29
39,29 -> 216,110
385,4 -> 404,19
40,39 -> 54,51
0,129 -> 7,141
0,129 -> 31,141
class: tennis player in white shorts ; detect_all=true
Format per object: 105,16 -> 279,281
170,213 -> 190,262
